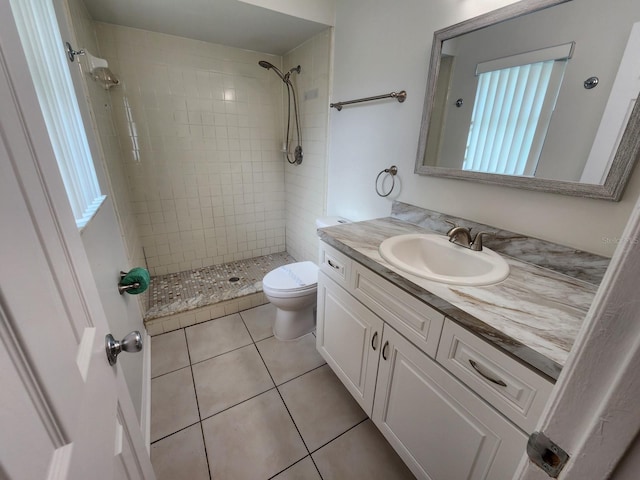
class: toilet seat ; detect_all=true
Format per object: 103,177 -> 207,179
262,261 -> 318,298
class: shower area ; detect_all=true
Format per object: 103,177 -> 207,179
67,0 -> 333,334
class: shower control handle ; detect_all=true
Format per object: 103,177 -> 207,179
105,331 -> 143,366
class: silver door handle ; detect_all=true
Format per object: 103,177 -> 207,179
106,331 -> 143,366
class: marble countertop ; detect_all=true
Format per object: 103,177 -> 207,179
318,217 -> 598,381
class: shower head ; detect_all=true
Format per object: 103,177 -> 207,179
258,60 -> 286,82
258,60 -> 275,69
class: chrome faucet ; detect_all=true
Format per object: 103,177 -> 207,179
447,226 -> 473,248
446,223 -> 493,251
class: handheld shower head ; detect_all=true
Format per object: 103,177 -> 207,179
259,60 -> 304,165
258,60 -> 274,69
258,60 -> 286,82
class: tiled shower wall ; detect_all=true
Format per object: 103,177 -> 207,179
283,30 -> 332,263
94,24 -> 287,276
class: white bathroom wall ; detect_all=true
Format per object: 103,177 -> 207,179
95,24 -> 287,275
283,29 -> 332,263
328,0 -> 640,257
240,0 -> 336,26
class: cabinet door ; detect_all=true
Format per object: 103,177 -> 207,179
317,272 -> 384,414
373,326 -> 528,480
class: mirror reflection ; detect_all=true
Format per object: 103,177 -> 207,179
416,0 -> 640,199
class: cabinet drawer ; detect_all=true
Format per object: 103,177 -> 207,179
437,319 -> 553,433
319,242 -> 352,289
352,263 -> 444,358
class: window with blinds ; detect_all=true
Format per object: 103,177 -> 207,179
463,43 -> 573,176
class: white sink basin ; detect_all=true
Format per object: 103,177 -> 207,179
379,234 -> 509,286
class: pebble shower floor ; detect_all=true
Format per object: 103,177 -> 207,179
145,252 -> 296,321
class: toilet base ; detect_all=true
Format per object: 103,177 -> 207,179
273,305 -> 316,341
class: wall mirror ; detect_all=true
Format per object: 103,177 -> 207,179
415,0 -> 640,200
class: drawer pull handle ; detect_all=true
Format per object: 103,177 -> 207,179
382,341 -> 389,360
469,359 -> 507,387
327,259 -> 341,270
371,331 -> 379,350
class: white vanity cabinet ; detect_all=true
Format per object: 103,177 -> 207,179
316,241 -> 540,480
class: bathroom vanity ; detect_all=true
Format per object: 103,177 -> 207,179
315,215 -> 600,480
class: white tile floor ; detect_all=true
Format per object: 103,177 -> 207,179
150,303 -> 416,480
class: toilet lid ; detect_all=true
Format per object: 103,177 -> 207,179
263,261 -> 318,292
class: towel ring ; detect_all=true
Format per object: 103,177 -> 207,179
375,165 -> 398,197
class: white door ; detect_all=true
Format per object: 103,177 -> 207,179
0,4 -> 155,479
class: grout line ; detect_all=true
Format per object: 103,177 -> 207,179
266,455 -> 320,480
150,363 -> 191,380
149,420 -> 201,445
183,329 -> 213,480
252,331 -> 314,456
183,327 -> 193,365
198,385 -> 277,424
189,340 -> 255,367
275,362 -> 327,388
198,421 -> 213,480
274,385 -> 312,455
309,453 -> 324,480
249,333 -> 275,343
208,311 -> 319,476
308,417 -> 369,455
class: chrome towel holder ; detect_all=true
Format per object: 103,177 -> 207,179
118,270 -> 140,295
331,90 -> 407,111
376,165 -> 398,197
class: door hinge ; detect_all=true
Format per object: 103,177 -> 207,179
527,431 -> 570,478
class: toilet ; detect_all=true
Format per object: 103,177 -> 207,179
263,216 -> 350,340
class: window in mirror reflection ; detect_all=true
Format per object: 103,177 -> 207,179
463,59 -> 567,175
463,45 -> 572,176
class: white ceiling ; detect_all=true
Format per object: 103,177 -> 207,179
82,0 -> 330,55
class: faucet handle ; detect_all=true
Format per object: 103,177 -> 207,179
470,231 -> 493,251
445,220 -> 471,235
444,220 -> 456,233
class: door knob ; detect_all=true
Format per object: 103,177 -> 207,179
105,331 -> 143,366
